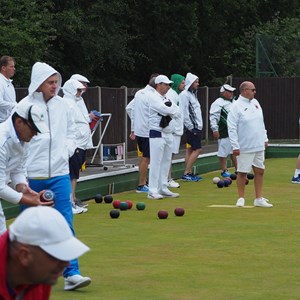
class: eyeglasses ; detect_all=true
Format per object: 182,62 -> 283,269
245,88 -> 256,92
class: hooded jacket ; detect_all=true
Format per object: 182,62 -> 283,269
17,62 -> 76,178
62,79 -> 92,150
179,73 -> 203,131
165,74 -> 185,136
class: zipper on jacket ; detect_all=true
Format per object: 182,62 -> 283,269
46,105 -> 52,178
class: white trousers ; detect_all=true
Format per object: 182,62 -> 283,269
149,133 -> 173,194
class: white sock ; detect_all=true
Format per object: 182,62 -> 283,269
294,169 -> 300,177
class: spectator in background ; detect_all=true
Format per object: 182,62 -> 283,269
62,79 -> 93,214
165,73 -> 185,188
16,62 -> 91,291
179,72 -> 203,182
70,74 -> 98,128
0,206 -> 90,299
209,84 -> 237,178
0,56 -> 16,123
0,101 -> 52,234
227,81 -> 272,208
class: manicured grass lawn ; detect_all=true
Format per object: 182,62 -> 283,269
49,157 -> 300,299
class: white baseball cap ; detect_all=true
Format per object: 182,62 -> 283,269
15,101 -> 49,133
9,206 -> 90,261
154,75 -> 173,85
220,84 -> 236,93
71,74 -> 90,84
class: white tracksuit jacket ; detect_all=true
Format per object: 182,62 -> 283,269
16,62 -> 76,178
129,84 -> 155,138
62,79 -> 92,150
179,73 -> 202,131
227,95 -> 268,153
165,88 -> 184,136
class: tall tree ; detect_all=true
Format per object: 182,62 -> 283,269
0,0 -> 54,86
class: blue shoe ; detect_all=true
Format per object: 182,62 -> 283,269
291,176 -> 300,184
221,170 -> 231,178
182,173 -> 199,182
136,185 -> 149,193
191,174 -> 203,181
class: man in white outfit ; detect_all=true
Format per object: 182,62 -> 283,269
0,101 -> 51,234
227,81 -> 273,208
16,62 -> 91,290
209,84 -> 237,178
62,79 -> 92,214
70,74 -> 98,207
148,75 -> 181,199
126,74 -> 157,193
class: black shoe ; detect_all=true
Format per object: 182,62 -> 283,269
75,198 -> 88,208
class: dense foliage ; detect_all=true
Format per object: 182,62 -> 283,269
0,0 -> 299,87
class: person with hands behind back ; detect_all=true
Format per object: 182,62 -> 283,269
179,72 -> 203,182
0,101 -> 52,235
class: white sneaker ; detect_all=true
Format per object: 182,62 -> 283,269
236,197 -> 245,207
254,197 -> 273,208
64,274 -> 91,290
160,189 -> 180,198
167,179 -> 180,188
72,204 -> 88,214
147,193 -> 164,199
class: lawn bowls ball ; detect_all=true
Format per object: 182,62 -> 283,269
125,200 -> 133,209
40,190 -> 55,202
224,179 -> 230,187
247,173 -> 254,180
174,207 -> 185,217
136,202 -> 146,210
104,195 -> 113,203
212,177 -> 221,184
217,180 -> 225,188
119,201 -> 129,210
230,173 -> 237,180
112,200 -> 121,208
158,210 -> 168,219
110,209 -> 120,219
95,194 -> 103,203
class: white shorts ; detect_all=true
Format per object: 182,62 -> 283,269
217,137 -> 233,158
172,135 -> 181,154
237,151 -> 265,173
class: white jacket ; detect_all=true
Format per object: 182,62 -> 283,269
131,85 -> 156,137
227,95 -> 268,153
0,73 -> 16,122
148,90 -> 181,134
179,89 -> 203,131
17,62 -> 76,178
165,88 -> 184,136
62,79 -> 92,150
0,118 -> 27,204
